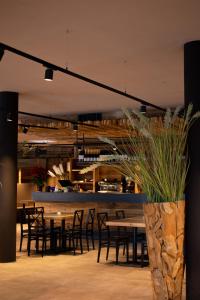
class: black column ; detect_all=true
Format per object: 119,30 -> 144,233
0,91 -> 18,262
184,41 -> 200,299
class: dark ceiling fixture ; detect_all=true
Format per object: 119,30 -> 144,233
140,105 -> 147,114
44,68 -> 54,81
73,123 -> 78,131
18,111 -> 98,129
6,112 -> 13,122
0,42 -> 165,112
22,126 -> 29,134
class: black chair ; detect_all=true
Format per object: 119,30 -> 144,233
97,212 -> 129,264
115,210 -> 125,219
85,208 -> 95,251
115,210 -> 129,255
62,210 -> 84,255
27,207 -> 59,257
115,209 -> 126,235
116,210 -> 148,267
17,205 -> 37,252
27,207 -> 45,256
136,229 -> 148,267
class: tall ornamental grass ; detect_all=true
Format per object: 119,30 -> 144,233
100,104 -> 200,202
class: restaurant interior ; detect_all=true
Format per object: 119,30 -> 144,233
1,1 -> 200,299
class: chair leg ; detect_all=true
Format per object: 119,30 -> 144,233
72,237 -> 76,255
141,243 -> 144,267
27,239 -> 31,256
69,236 -> 71,249
106,242 -> 110,261
86,231 -> 89,251
42,238 -> 45,257
36,237 -> 39,252
126,241 -> 129,263
97,243 -> 101,263
123,243 -> 126,256
75,237 -> 78,248
91,231 -> 95,250
19,233 -> 23,252
80,235 -> 83,254
115,242 -> 119,264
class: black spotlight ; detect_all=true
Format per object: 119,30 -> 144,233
23,126 -> 29,134
6,112 -> 13,122
140,105 -> 147,114
0,47 -> 4,61
44,68 -> 53,81
73,123 -> 78,131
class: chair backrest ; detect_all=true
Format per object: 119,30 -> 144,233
97,212 -> 109,240
115,210 -> 126,234
72,210 -> 84,231
17,206 -> 37,224
115,210 -> 125,219
86,208 -> 95,230
28,207 -> 45,233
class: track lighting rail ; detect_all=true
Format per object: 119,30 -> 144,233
18,111 -> 99,128
0,42 -> 165,112
18,123 -> 59,130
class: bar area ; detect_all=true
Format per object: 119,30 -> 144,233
2,2 -> 200,299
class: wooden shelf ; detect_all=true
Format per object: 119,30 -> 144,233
72,181 -> 93,185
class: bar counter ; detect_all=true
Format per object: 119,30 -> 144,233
32,191 -> 146,203
32,192 -> 147,218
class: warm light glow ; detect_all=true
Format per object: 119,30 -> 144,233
29,139 -> 56,143
18,168 -> 22,184
135,182 -> 139,193
67,161 -> 71,172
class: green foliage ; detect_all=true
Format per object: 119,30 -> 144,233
100,104 -> 200,203
32,167 -> 46,187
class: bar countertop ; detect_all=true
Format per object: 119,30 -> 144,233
32,191 -> 147,203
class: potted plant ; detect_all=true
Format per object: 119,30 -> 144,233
32,167 -> 46,192
98,104 -> 200,300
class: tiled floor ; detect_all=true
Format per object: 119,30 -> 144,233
0,226 -> 185,300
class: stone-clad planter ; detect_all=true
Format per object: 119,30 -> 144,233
143,200 -> 185,300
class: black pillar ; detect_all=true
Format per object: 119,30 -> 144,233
0,91 -> 18,262
184,41 -> 200,299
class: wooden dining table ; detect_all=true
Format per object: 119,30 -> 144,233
106,216 -> 146,263
43,212 -> 74,250
43,212 -> 74,219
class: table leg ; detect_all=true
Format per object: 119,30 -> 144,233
50,219 -> 55,250
61,219 -> 66,249
132,227 -> 138,264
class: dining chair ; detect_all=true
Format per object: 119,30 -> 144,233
136,229 -> 149,267
84,208 -> 95,251
18,205 -> 37,252
115,209 -> 129,255
27,207 -> 60,256
97,212 -> 129,264
62,210 -> 84,255
27,207 -> 46,256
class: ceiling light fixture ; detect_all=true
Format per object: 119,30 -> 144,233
73,123 -> 78,131
22,126 -> 29,134
6,112 -> 13,122
140,105 -> 147,114
44,68 -> 54,81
